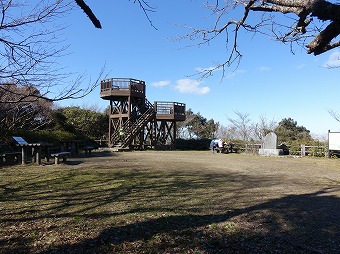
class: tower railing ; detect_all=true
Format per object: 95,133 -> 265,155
100,78 -> 145,97
154,101 -> 186,121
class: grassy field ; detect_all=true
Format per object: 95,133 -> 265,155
0,150 -> 339,253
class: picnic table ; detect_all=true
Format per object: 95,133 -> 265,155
13,137 -> 52,165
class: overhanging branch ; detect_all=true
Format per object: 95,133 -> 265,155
74,0 -> 102,28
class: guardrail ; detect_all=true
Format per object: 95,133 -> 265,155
300,144 -> 327,157
100,78 -> 145,94
154,101 -> 186,116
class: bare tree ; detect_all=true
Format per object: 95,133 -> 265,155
227,110 -> 252,142
3,1 -> 338,102
252,114 -> 278,141
77,1 -> 340,76
175,0 -> 340,77
0,0 -> 103,104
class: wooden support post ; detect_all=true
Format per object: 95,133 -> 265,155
21,147 -> 26,165
301,144 -> 306,157
36,146 -> 41,165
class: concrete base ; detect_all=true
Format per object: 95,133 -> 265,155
258,148 -> 284,156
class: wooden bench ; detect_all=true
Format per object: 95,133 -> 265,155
1,152 -> 22,165
84,146 -> 95,156
50,152 -> 71,164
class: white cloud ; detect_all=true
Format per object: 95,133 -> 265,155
323,51 -> 340,67
174,79 -> 210,95
258,66 -> 271,72
194,66 -> 219,73
296,64 -> 305,69
150,80 -> 171,87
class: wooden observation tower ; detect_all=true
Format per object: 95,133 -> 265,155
100,78 -> 186,149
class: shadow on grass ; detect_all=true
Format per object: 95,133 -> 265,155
0,162 -> 339,253
34,188 -> 337,254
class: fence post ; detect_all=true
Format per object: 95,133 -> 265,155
301,144 -> 305,157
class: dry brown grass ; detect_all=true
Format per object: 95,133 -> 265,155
0,150 -> 339,253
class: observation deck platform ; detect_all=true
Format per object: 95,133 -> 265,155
155,101 -> 186,121
100,78 -> 146,100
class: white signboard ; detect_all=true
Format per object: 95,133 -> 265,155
329,132 -> 340,151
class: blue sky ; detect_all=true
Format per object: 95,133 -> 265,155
56,1 -> 340,138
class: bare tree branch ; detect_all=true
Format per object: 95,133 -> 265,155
328,109 -> 340,123
0,1 -> 105,104
74,0 -> 157,29
249,0 -> 340,55
133,0 -> 157,29
174,0 -> 340,78
74,0 -> 102,28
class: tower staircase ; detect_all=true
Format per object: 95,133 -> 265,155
112,98 -> 155,149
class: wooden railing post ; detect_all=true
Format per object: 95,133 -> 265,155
301,144 -> 306,157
